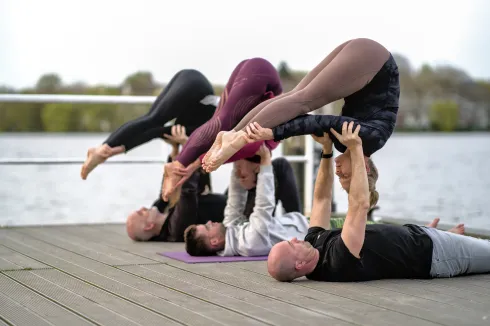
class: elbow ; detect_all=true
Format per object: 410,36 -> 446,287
348,195 -> 370,212
359,198 -> 370,211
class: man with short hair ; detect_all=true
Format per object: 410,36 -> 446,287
268,121 -> 490,282
184,144 -> 309,256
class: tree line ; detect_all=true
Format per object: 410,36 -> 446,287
1,53 -> 489,133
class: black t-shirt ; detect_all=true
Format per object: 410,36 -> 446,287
305,224 -> 433,282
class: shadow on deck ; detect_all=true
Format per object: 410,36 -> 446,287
0,224 -> 489,326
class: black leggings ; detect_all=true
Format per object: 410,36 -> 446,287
104,69 -> 216,151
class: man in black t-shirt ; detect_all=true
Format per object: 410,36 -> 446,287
268,121 -> 490,282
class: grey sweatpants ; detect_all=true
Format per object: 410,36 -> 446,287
422,227 -> 490,278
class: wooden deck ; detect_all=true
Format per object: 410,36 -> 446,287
0,224 -> 489,326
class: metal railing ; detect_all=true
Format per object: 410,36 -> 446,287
0,93 -> 315,214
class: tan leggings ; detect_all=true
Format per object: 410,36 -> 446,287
233,38 -> 391,131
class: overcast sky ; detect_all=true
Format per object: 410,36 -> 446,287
1,0 -> 489,89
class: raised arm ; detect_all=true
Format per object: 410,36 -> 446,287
331,122 -> 370,258
238,145 -> 276,256
309,133 -> 334,229
222,165 -> 248,227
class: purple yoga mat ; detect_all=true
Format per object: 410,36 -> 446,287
158,251 -> 268,263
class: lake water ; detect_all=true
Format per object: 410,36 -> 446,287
0,133 -> 489,230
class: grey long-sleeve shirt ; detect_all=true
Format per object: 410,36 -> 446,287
218,164 -> 309,257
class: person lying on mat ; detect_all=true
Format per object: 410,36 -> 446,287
267,123 -> 486,282
125,125 -> 227,242
183,144 -> 309,257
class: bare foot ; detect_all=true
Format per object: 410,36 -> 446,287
81,144 -> 115,180
205,130 -> 249,172
161,161 -> 184,201
448,223 -> 465,235
202,131 -> 225,169
426,218 -> 440,228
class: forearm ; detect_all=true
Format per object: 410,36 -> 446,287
223,170 -> 248,226
348,145 -> 370,213
309,143 -> 334,229
313,145 -> 334,201
249,164 -> 275,229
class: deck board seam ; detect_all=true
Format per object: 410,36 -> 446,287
0,272 -> 101,326
0,241 -> 190,326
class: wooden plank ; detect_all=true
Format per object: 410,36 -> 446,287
234,258 -> 490,316
57,225 -> 179,263
0,291 -> 56,326
0,273 -> 92,326
120,264 -> 333,326
5,269 -> 180,326
417,277 -> 490,296
165,260 -> 439,326
437,274 -> 490,290
17,227 -> 156,265
0,230 -> 266,326
176,261 -> 486,326
0,245 -> 50,271
95,224 -> 128,236
4,270 -> 140,326
363,279 -> 490,312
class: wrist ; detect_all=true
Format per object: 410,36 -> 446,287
322,143 -> 333,152
348,143 -> 363,155
320,148 -> 333,159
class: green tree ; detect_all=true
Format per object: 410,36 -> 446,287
36,73 -> 62,93
429,100 -> 459,131
41,103 -> 79,132
123,71 -> 155,95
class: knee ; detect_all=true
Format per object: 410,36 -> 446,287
291,89 -> 315,114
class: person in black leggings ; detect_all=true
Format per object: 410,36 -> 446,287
81,69 -> 218,180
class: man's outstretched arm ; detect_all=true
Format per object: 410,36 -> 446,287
309,133 -> 334,230
331,122 -> 370,258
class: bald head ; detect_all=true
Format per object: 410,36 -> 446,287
267,238 -> 320,282
126,207 -> 161,241
267,242 -> 298,281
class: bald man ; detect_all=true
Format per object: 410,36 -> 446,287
267,122 -> 487,282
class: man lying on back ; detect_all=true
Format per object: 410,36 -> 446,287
268,121 -> 490,282
184,144 -> 309,256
